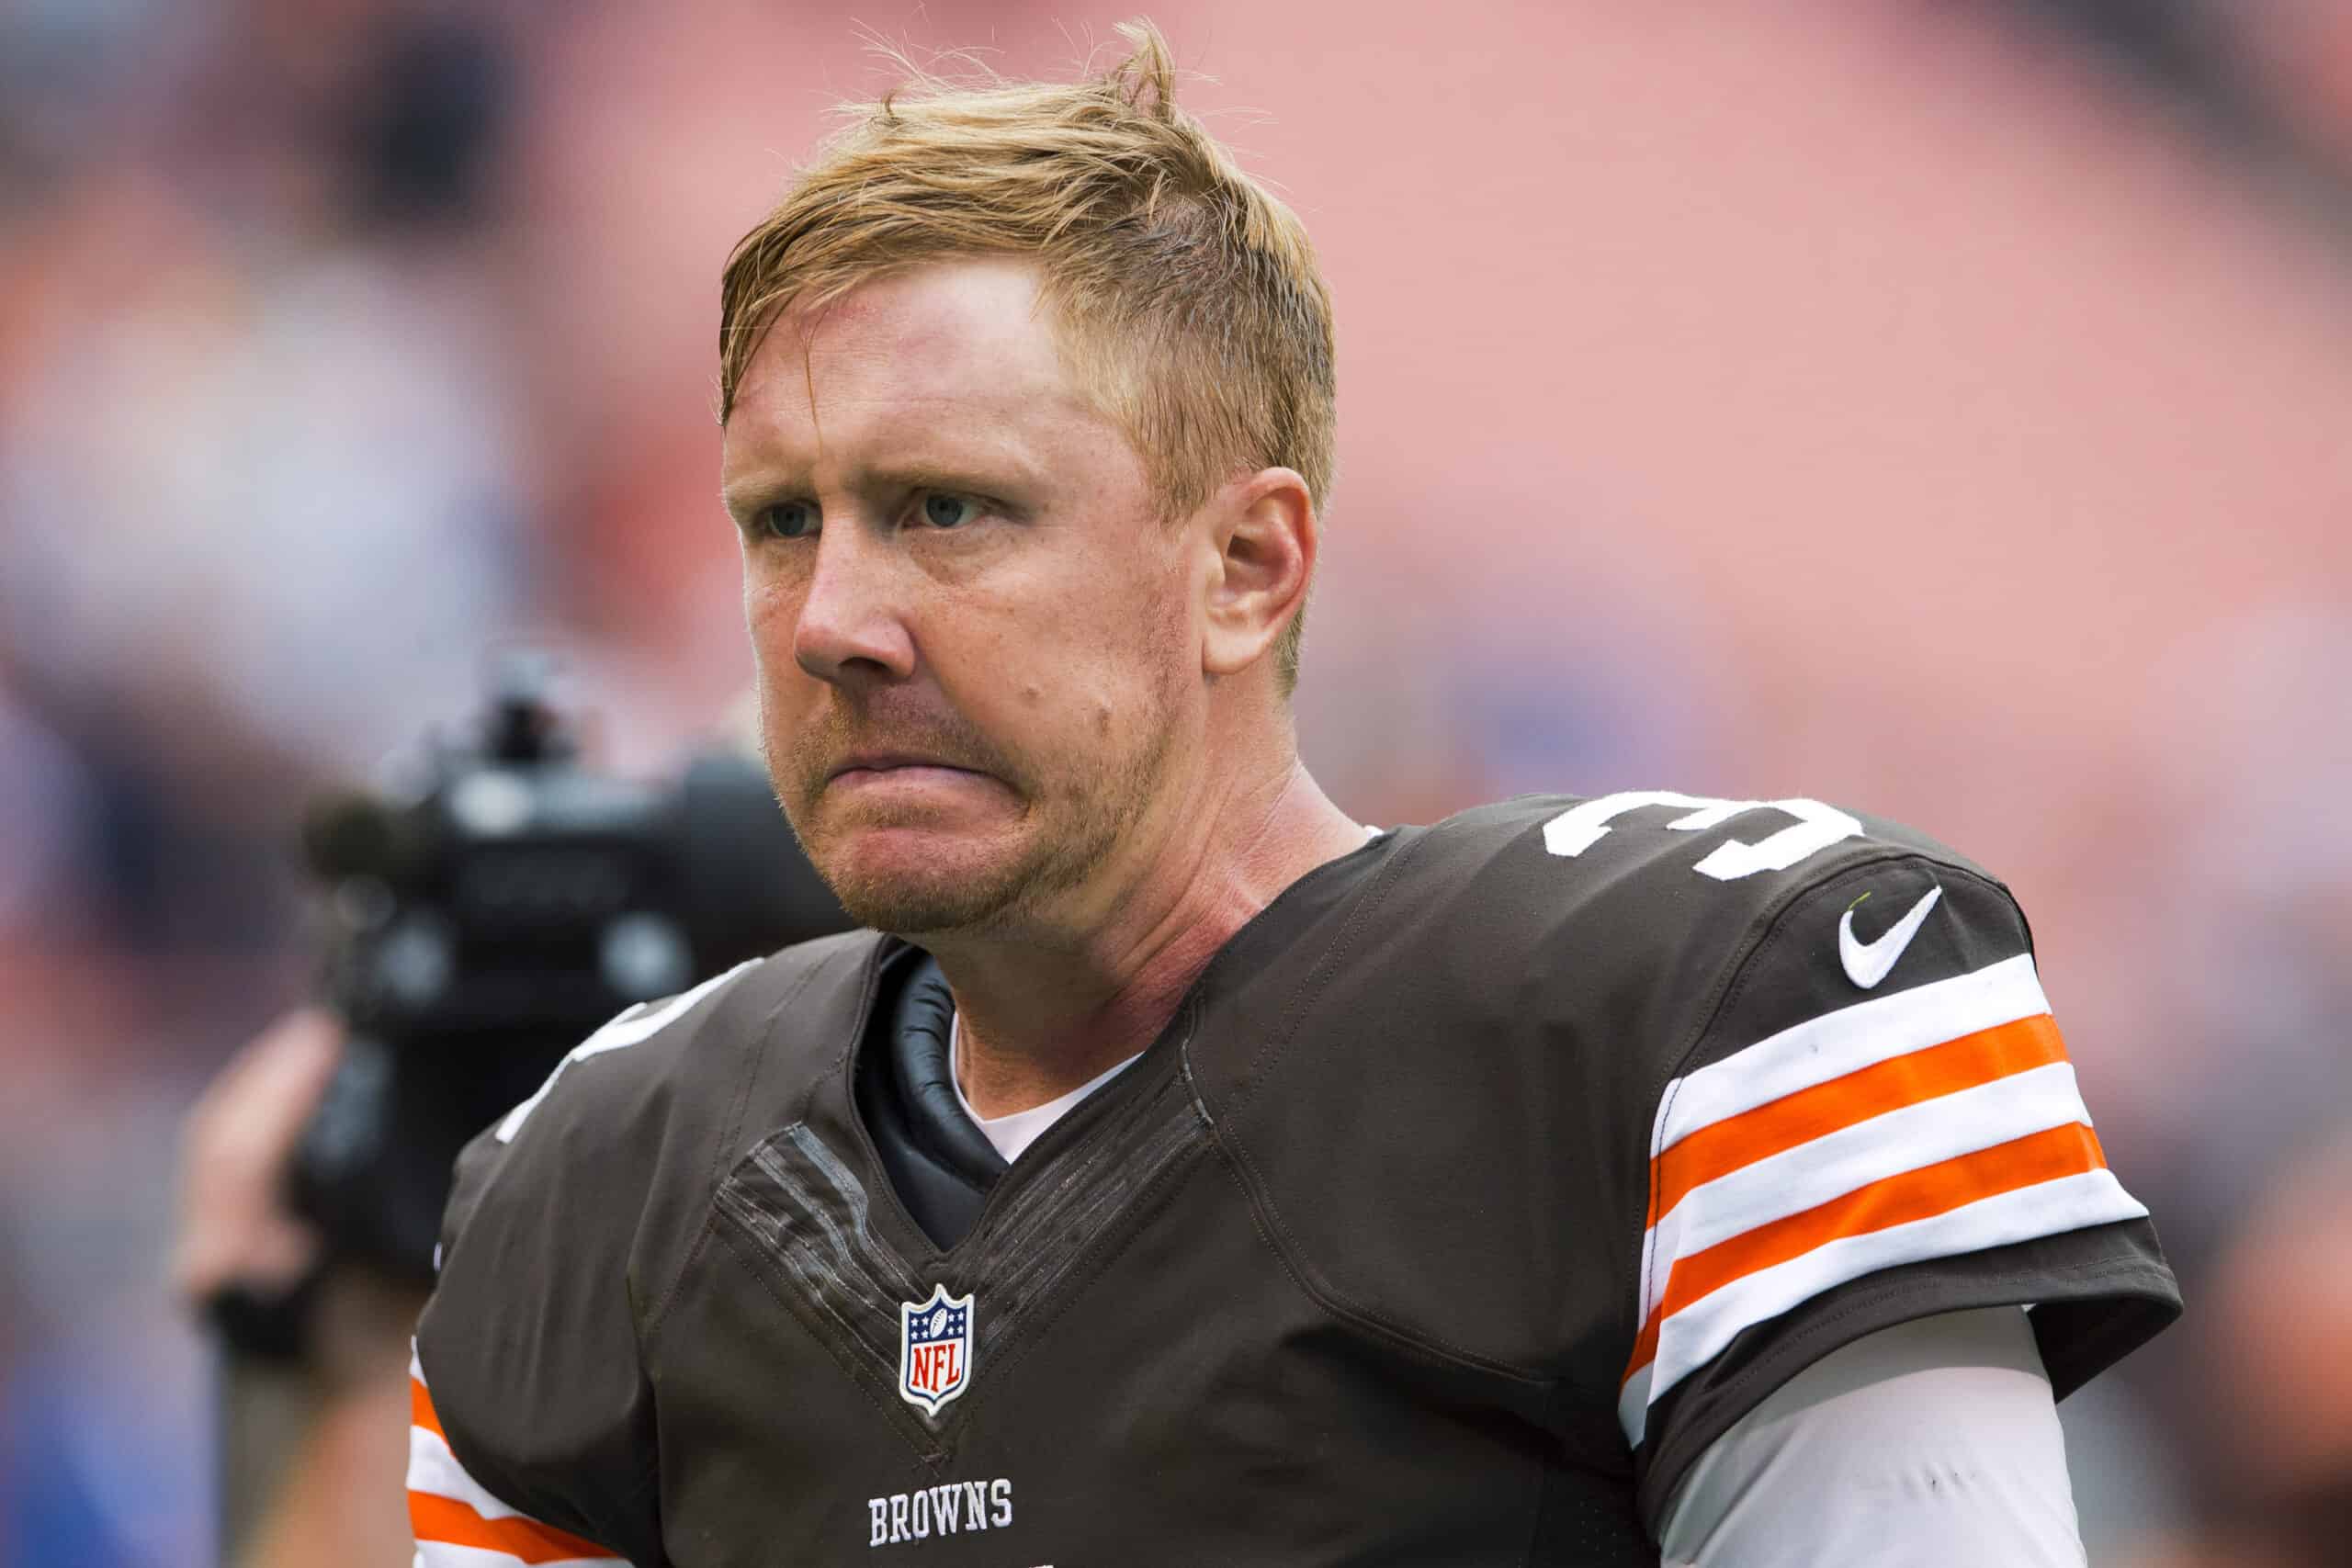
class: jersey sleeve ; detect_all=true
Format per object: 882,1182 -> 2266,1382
1620,854 -> 2180,1533
409,1344 -> 629,1567
411,961 -> 760,1567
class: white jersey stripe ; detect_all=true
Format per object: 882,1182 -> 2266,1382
1645,1061 -> 2091,1275
1617,1358 -> 1654,1443
409,1427 -> 530,1521
1655,954 -> 2049,1156
413,1541 -> 625,1568
1619,1167 -> 2145,1446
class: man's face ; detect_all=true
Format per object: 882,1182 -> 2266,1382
720,258 -> 1199,936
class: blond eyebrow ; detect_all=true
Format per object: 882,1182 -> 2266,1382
721,449 -> 1046,521
719,472 -> 802,521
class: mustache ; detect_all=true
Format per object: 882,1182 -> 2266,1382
777,697 -> 1020,796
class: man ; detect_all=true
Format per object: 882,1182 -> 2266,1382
410,24 -> 2178,1565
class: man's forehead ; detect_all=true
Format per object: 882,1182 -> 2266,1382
731,259 -> 1084,428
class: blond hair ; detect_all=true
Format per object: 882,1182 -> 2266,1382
718,20 -> 1335,694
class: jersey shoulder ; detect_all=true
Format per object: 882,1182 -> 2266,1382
413,929 -> 888,1553
487,928 -> 881,1154
434,924 -> 886,1309
1408,788 -> 1995,926
1196,790 -> 2046,1386
1452,795 -> 2180,1533
1385,790 -> 2005,1066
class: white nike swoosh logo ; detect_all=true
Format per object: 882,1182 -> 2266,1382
1838,885 -> 1943,989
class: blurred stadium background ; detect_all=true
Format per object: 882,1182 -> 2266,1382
2,1 -> 2347,1562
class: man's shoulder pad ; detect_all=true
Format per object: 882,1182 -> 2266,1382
491,928 -> 879,1149
444,928 -> 887,1269
1191,792 -> 2022,1378
418,929 -> 887,1551
1387,792 -> 1999,1047
1409,788 -> 1992,898
1191,794 -> 1974,1375
1414,789 -> 1990,898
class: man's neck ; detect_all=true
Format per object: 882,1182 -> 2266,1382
928,759 -> 1367,1121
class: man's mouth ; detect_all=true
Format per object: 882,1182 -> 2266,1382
828,751 -> 984,782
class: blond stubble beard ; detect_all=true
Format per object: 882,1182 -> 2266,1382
762,683 -> 1181,939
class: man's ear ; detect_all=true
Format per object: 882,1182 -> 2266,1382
1201,468 -> 1316,679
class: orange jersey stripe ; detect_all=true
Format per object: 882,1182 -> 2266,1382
409,1492 -> 616,1564
411,1377 -> 446,1442
1650,1013 -> 2068,1222
1625,1120 -> 2107,1380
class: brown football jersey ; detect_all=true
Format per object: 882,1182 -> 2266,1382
413,793 -> 2179,1565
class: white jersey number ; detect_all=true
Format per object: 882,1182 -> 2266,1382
1543,791 -> 1862,882
493,959 -> 756,1143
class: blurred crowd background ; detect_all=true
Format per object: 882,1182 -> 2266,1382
1,0 -> 2346,1562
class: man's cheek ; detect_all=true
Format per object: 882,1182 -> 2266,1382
741,573 -> 806,638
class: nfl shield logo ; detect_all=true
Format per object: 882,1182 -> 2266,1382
898,1284 -> 974,1415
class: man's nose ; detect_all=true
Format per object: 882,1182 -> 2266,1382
793,523 -> 917,685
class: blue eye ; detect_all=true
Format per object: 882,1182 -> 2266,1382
921,492 -> 979,529
757,501 -> 818,539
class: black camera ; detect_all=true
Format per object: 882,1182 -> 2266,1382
288,660 -> 848,1290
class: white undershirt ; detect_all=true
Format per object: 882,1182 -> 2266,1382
947,1013 -> 1144,1164
1658,1305 -> 2085,1565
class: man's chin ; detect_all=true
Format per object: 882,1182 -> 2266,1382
806,833 -> 1029,937
826,875 -> 1024,939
